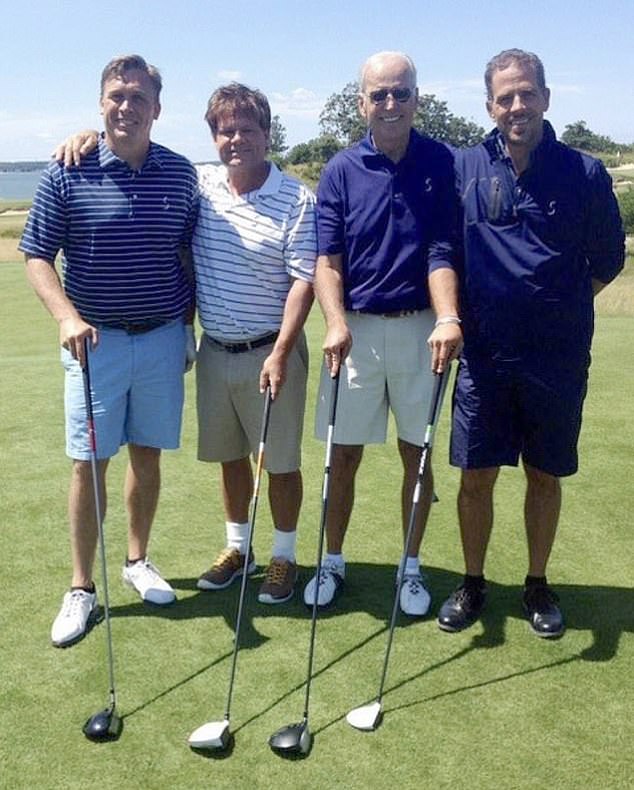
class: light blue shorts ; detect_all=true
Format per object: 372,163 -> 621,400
63,320 -> 186,460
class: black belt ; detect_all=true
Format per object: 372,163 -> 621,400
352,309 -> 420,318
207,331 -> 279,354
94,317 -> 172,334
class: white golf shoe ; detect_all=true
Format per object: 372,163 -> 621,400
122,557 -> 175,605
51,589 -> 98,647
398,571 -> 431,617
303,561 -> 345,608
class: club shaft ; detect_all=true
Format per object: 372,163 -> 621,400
377,368 -> 448,703
82,340 -> 117,711
303,373 -> 340,720
224,387 -> 272,721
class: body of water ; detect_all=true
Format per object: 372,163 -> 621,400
0,170 -> 44,200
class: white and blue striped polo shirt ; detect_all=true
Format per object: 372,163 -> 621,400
193,162 -> 316,341
20,138 -> 199,322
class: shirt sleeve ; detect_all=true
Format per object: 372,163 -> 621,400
180,163 -> 201,247
19,163 -> 67,264
285,182 -> 317,283
584,160 -> 625,284
316,159 -> 345,256
427,143 -> 460,275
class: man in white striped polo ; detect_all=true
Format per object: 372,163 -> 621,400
21,55 -> 200,647
194,83 -> 316,604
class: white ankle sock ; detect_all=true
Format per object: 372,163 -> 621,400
404,556 -> 420,576
324,552 -> 345,570
271,528 -> 297,562
226,521 -> 249,554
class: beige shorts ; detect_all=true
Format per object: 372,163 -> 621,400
314,310 -> 435,446
197,331 -> 308,473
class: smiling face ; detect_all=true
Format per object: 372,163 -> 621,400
358,55 -> 417,159
212,112 -> 269,172
487,61 -> 550,159
100,68 -> 160,164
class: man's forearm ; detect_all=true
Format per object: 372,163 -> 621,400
314,253 -> 346,326
272,278 -> 314,355
429,266 -> 461,320
25,256 -> 81,325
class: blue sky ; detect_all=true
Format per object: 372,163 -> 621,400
2,0 -> 632,161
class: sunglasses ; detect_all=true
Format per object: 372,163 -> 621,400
366,87 -> 413,104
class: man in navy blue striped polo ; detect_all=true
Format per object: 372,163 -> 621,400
20,54 -> 199,648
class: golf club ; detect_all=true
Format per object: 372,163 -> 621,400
81,339 -> 123,742
188,386 -> 273,751
269,371 -> 340,757
346,367 -> 449,732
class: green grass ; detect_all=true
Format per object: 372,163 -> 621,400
1,264 -> 633,789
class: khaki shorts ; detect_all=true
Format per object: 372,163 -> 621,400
197,331 -> 308,473
315,310 -> 435,446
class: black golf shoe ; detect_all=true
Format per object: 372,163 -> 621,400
522,583 -> 565,638
437,581 -> 486,632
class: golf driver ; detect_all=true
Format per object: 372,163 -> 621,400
81,339 -> 123,742
269,371 -> 340,757
346,367 -> 449,732
188,386 -> 273,751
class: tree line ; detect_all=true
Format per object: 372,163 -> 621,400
271,82 -> 633,174
270,82 -> 634,234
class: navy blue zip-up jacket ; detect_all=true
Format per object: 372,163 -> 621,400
453,122 -> 624,366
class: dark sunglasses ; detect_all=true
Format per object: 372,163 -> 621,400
367,87 -> 413,104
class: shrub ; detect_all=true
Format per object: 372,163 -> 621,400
617,187 -> 634,234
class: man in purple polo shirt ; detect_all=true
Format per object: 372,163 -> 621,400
21,54 -> 199,648
303,51 -> 460,616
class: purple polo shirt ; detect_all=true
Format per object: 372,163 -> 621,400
316,129 -> 457,312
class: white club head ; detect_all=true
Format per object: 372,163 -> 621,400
346,701 -> 382,731
188,719 -> 231,750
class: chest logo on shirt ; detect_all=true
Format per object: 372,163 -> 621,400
547,200 -> 557,217
424,177 -> 433,193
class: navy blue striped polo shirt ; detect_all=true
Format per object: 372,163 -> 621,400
20,138 -> 199,322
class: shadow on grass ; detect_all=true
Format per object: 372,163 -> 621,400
107,564 -> 630,736
106,564 -> 632,662
316,649 -> 582,736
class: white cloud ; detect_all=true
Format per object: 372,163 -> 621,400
217,69 -> 242,81
269,88 -> 323,119
419,78 -> 484,104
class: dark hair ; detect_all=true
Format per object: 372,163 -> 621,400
204,82 -> 271,135
100,54 -> 162,99
484,49 -> 547,99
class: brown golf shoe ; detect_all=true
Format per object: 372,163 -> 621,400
197,547 -> 256,590
258,558 -> 297,604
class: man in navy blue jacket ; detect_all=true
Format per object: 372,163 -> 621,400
429,49 -> 624,638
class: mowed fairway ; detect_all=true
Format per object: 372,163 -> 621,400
1,258 -> 632,790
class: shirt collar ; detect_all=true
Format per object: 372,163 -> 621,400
97,135 -> 163,172
218,160 -> 280,199
360,128 -> 419,165
485,120 -> 557,167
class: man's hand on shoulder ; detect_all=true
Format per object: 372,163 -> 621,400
53,130 -> 100,168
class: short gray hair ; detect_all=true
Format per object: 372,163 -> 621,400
359,51 -> 417,92
484,49 -> 547,99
